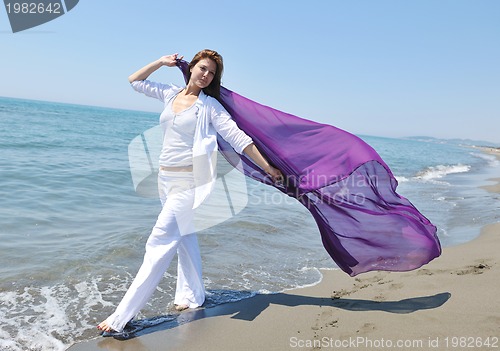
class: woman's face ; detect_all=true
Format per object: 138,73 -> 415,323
190,58 -> 217,89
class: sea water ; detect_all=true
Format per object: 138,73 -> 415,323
0,96 -> 499,350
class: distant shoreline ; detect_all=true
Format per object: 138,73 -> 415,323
2,95 -> 499,147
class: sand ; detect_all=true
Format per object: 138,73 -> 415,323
68,183 -> 500,351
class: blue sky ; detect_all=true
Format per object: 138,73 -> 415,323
1,0 -> 499,143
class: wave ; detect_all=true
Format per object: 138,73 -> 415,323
415,164 -> 471,182
395,176 -> 410,183
0,263 -> 327,351
470,152 -> 500,167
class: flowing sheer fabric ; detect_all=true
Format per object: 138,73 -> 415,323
177,60 -> 440,277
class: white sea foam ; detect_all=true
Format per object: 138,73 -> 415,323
0,286 -> 71,351
415,164 -> 471,182
470,152 -> 500,167
438,227 -> 450,237
395,176 -> 410,183
396,164 -> 471,185
0,276 -> 129,351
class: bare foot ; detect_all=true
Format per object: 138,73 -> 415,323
97,320 -> 115,333
174,304 -> 189,312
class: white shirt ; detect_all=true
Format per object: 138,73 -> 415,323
159,93 -> 198,167
131,80 -> 253,208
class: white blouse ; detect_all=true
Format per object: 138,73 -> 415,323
159,93 -> 198,167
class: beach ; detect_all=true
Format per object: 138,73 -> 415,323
4,98 -> 499,350
67,161 -> 500,350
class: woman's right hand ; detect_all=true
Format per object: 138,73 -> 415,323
159,53 -> 184,67
129,53 -> 184,83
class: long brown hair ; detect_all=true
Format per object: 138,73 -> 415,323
187,49 -> 223,101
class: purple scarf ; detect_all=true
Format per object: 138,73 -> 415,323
177,60 -> 440,276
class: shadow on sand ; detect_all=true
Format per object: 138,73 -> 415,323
98,290 -> 451,344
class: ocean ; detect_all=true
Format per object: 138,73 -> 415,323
1,96 -> 499,350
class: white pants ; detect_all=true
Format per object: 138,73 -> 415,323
105,170 -> 205,332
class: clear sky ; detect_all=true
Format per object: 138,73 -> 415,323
1,0 -> 499,143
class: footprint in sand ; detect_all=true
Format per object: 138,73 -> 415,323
373,294 -> 386,301
331,289 -> 350,299
389,282 -> 404,290
357,322 -> 376,334
417,268 -> 434,276
455,262 -> 490,275
417,260 -> 491,276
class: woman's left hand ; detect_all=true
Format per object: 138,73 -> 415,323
265,166 -> 284,183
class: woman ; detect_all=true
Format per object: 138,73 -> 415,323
98,49 -> 282,334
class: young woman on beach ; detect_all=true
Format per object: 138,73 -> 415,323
97,49 -> 282,334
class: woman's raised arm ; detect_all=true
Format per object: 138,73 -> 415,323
128,53 -> 183,83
